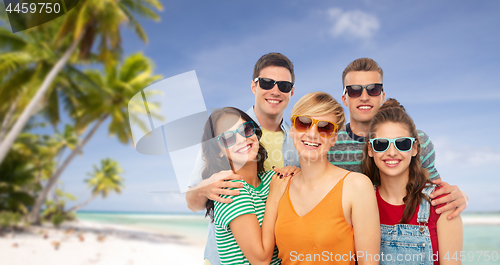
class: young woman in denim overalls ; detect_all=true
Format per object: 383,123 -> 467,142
362,98 -> 463,265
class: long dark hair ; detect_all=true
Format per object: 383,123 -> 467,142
201,107 -> 267,221
361,98 -> 430,224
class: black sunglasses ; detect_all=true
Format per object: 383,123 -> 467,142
344,83 -> 383,98
254,77 -> 294,93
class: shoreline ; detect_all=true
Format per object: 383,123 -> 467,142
462,216 -> 500,225
76,211 -> 500,226
2,213 -> 498,265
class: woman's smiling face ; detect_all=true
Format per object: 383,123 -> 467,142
368,122 -> 418,179
291,113 -> 339,163
216,115 -> 259,170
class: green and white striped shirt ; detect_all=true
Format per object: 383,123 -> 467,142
214,170 -> 280,265
328,123 -> 440,180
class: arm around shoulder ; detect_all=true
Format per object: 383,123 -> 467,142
418,130 -> 440,181
185,183 -> 210,212
185,170 -> 244,212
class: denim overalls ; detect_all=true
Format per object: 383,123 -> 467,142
379,185 -> 436,265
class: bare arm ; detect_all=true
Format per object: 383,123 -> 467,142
229,173 -> 289,265
437,208 -> 463,265
346,173 -> 380,265
430,179 -> 469,220
185,170 -> 244,212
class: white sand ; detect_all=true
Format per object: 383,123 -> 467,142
2,215 -> 497,265
0,220 -> 205,265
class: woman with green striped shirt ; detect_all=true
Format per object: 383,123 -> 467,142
201,107 -> 298,265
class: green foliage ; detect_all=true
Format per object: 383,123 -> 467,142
42,186 -> 76,227
57,0 -> 163,63
68,158 -> 125,213
0,211 -> 24,229
86,158 -> 124,198
0,0 -> 163,225
0,129 -> 80,224
42,200 -> 73,227
0,17 -> 73,125
0,144 -> 38,214
72,52 -> 163,142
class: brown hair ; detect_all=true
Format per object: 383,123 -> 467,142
291,92 -> 345,130
342,58 -> 383,87
253,52 -> 295,83
201,107 -> 267,221
361,98 -> 430,224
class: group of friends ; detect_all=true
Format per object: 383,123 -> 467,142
185,53 -> 467,265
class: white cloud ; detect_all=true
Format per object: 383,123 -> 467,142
433,137 -> 500,168
429,137 -> 500,212
328,8 -> 380,40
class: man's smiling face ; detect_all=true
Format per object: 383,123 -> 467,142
342,71 -> 385,125
251,65 -> 294,118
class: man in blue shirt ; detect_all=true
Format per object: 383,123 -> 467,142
185,52 -> 300,265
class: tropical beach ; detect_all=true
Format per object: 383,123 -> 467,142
0,213 -> 208,265
1,212 -> 500,265
1,1 -> 500,265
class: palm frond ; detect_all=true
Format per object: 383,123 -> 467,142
119,52 -> 150,81
119,5 -> 148,42
0,27 -> 27,51
120,0 -> 162,21
0,52 -> 35,76
0,68 -> 36,103
42,88 -> 61,127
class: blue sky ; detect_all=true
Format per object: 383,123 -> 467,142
56,0 -> 500,213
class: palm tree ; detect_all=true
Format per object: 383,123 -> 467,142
0,0 -> 163,164
29,52 -> 162,224
0,13 -> 97,144
0,20 -> 75,141
67,158 -> 124,213
0,145 -> 37,215
0,125 -> 77,220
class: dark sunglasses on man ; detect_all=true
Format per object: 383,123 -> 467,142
254,77 -> 294,93
344,83 -> 383,98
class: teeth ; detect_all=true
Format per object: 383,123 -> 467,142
358,106 -> 372,110
267,99 -> 280,104
303,141 -> 319,147
237,145 -> 251,153
385,160 -> 399,165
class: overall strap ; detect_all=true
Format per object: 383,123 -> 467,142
417,184 -> 437,224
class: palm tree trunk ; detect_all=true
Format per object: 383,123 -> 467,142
29,115 -> 108,224
0,100 -> 17,141
67,193 -> 99,213
0,32 -> 84,164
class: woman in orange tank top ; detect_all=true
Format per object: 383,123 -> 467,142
275,92 -> 380,264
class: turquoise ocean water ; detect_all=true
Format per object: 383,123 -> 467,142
77,212 -> 500,265
76,211 -> 210,243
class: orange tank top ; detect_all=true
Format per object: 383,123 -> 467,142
275,172 -> 355,264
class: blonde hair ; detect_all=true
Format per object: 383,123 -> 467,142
291,92 -> 345,129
